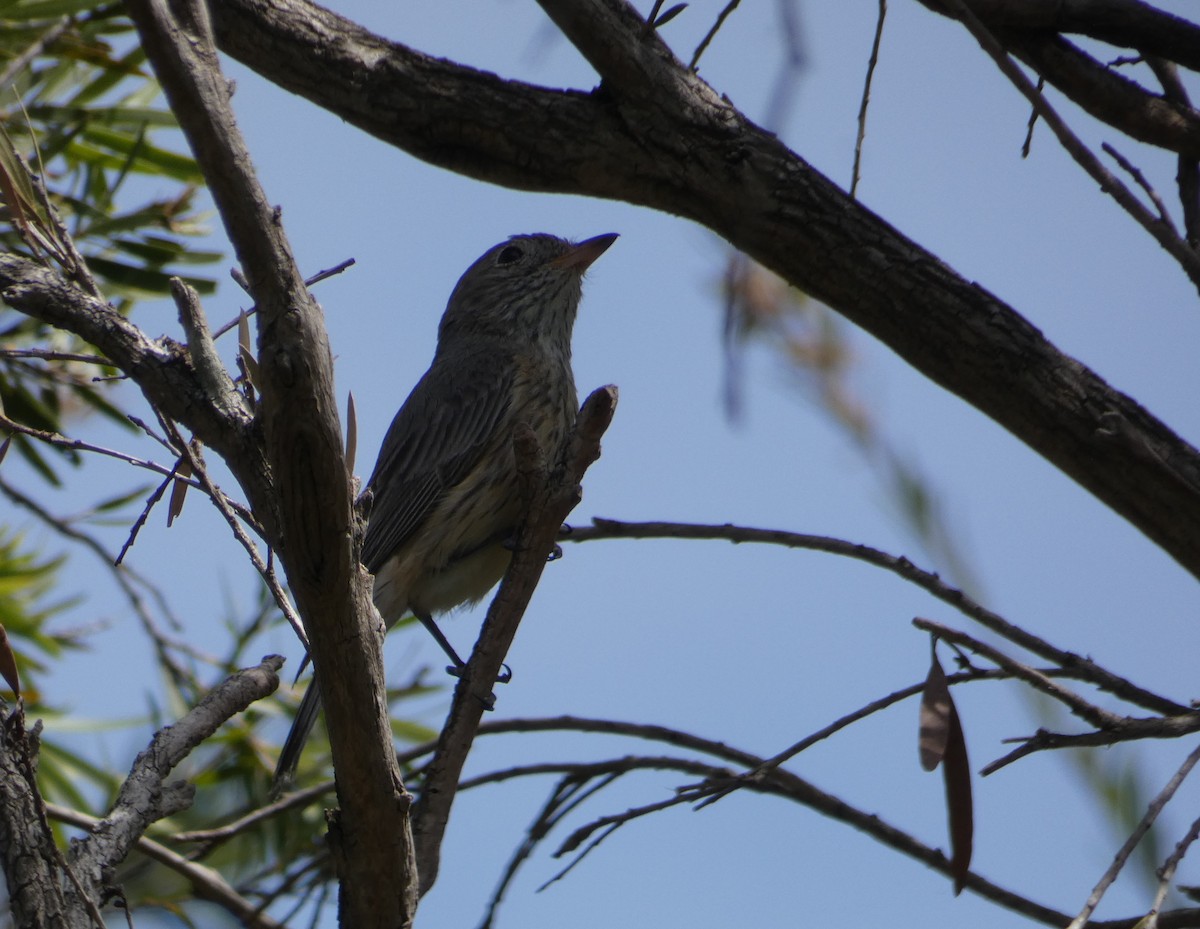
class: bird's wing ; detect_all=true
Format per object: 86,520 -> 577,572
360,347 -> 514,573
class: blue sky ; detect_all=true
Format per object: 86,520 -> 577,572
12,2 -> 1200,927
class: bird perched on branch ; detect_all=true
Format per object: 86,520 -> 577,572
272,232 -> 618,791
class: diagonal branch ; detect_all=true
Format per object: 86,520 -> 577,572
122,0 -> 417,924
564,518 -> 1191,716
48,802 -> 283,929
66,656 -> 282,913
939,0 -> 1200,290
412,386 -> 617,895
204,0 -> 1200,584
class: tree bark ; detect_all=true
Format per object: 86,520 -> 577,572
205,0 -> 1200,579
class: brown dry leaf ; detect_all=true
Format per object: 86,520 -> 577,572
0,625 -> 21,697
345,390 -> 358,477
918,648 -> 974,892
167,456 -> 193,527
943,695 -> 974,894
918,654 -> 952,771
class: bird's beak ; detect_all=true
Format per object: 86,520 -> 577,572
549,233 -> 619,271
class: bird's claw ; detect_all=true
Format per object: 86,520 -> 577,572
445,662 -> 513,685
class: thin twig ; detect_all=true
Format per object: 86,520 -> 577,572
850,0 -> 886,199
157,416 -> 306,650
689,0 -> 741,70
0,348 -> 110,365
0,410 -> 200,484
479,773 -> 617,928
912,618 -> 1124,730
982,718 -> 1200,776
1065,741 -> 1200,929
939,0 -> 1200,293
1103,141 -> 1176,229
115,466 -> 178,566
211,258 -> 356,339
1145,56 -> 1200,248
563,518 -> 1190,716
1145,809 -> 1200,929
1020,75 -> 1045,158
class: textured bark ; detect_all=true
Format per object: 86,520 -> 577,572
122,1 -> 418,925
205,0 -> 1200,579
0,716 -> 73,928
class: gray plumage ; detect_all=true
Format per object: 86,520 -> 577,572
272,233 -> 617,793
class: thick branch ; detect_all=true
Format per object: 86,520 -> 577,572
206,0 -> 1200,582
918,0 -> 1200,73
0,715 -> 73,927
1002,31 -> 1200,157
123,0 -> 417,924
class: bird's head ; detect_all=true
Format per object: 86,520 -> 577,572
438,233 -> 618,347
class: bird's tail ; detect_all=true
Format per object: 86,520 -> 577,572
271,676 -> 322,798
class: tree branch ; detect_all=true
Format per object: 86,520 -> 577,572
121,0 -> 417,923
205,0 -> 1200,583
412,386 -> 617,894
66,656 -> 283,909
564,518 -> 1191,716
0,255 -> 270,512
916,0 -> 1200,73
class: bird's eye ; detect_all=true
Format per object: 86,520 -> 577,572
496,245 -> 524,266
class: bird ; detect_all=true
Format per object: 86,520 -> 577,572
272,232 -> 618,792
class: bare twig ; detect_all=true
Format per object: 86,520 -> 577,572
1145,809 -> 1200,929
479,772 -> 618,927
158,416 -> 306,650
912,618 -> 1124,730
211,258 -> 356,339
563,518 -> 1190,716
939,0 -> 1200,292
0,348 -> 110,365
0,409 -> 198,484
1020,75 -> 1045,158
982,717 -> 1200,776
689,0 -> 741,70
1066,741 -> 1200,929
850,0 -> 886,199
115,466 -> 178,566
1103,141 -> 1176,229
1146,55 -> 1200,247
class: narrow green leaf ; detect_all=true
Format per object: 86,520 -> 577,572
84,254 -> 216,295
